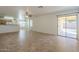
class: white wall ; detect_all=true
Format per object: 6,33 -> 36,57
32,14 -> 57,35
31,9 -> 79,39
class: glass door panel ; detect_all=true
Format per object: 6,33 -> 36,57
58,16 -> 66,36
66,15 -> 77,38
58,15 -> 77,38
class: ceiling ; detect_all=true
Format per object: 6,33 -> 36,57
0,6 -> 78,18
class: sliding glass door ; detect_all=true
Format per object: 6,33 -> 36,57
58,14 -> 77,38
66,15 -> 77,38
58,16 -> 66,36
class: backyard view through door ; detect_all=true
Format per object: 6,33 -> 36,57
58,15 -> 77,38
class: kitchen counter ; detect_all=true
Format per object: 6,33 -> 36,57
0,24 -> 19,33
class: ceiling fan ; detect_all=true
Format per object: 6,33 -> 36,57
25,6 -> 44,17
38,6 -> 44,8
25,7 -> 32,17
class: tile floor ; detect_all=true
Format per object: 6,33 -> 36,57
0,29 -> 79,52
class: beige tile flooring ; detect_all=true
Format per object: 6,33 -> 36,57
0,29 -> 79,52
